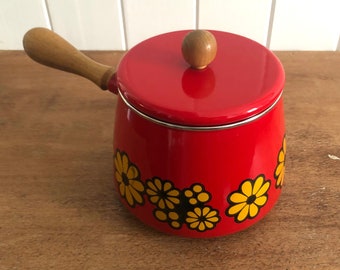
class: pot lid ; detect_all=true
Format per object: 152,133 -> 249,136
116,30 -> 285,127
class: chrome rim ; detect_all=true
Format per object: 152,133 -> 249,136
118,90 -> 283,131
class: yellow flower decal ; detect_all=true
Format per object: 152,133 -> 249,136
274,136 -> 286,189
186,206 -> 220,232
146,177 -> 180,209
146,179 -> 220,231
226,174 -> 270,223
113,149 -> 221,232
114,150 -> 144,207
154,209 -> 182,229
183,184 -> 210,205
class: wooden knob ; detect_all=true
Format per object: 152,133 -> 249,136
182,30 -> 217,69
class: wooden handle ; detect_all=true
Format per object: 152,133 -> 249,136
182,30 -> 217,69
23,27 -> 116,90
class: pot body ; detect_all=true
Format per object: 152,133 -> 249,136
113,94 -> 285,238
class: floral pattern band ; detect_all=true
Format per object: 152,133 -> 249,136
146,179 -> 220,232
113,135 -> 286,232
274,136 -> 286,189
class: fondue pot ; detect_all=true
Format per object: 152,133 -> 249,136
23,28 -> 286,238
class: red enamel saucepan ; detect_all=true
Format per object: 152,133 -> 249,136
23,27 -> 286,238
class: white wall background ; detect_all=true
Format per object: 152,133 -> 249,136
1,0 -> 339,51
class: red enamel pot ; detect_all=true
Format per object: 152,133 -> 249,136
23,28 -> 286,238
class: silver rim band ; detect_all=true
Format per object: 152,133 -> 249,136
118,90 -> 283,131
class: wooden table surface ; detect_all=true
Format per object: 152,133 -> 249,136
0,51 -> 339,269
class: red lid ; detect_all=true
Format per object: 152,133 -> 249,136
116,30 -> 285,126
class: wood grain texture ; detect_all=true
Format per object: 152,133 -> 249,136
182,30 -> 217,69
23,28 -> 116,90
0,51 -> 339,269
